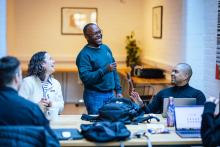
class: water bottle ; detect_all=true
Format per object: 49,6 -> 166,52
166,96 -> 175,127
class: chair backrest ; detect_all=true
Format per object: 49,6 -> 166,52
126,72 -> 155,104
0,126 -> 60,147
139,85 -> 155,104
126,72 -> 134,96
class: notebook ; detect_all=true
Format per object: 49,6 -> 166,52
174,106 -> 204,138
162,98 -> 196,117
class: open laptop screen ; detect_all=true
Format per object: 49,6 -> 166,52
162,98 -> 196,117
175,106 -> 204,129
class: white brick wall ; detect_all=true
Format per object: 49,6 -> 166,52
186,0 -> 220,98
203,0 -> 220,98
185,0 -> 205,92
142,0 -> 220,98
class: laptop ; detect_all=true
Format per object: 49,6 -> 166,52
174,106 -> 204,138
162,98 -> 196,117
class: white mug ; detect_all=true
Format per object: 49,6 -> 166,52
45,107 -> 59,121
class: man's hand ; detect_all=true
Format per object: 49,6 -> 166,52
130,91 -> 144,107
207,96 -> 219,105
107,62 -> 117,72
116,93 -> 123,98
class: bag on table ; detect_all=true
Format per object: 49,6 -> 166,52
80,121 -> 130,142
81,98 -> 159,124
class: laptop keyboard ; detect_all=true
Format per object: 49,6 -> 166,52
176,130 -> 201,138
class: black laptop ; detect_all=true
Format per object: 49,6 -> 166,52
174,106 -> 204,138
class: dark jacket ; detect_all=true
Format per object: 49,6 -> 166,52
0,126 -> 59,147
0,86 -> 60,146
201,102 -> 220,147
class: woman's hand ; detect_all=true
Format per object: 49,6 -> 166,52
39,98 -> 52,107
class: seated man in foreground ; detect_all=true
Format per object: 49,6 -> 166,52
0,56 -> 59,146
130,63 -> 206,113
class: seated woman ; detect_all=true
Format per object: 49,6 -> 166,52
19,51 -> 64,114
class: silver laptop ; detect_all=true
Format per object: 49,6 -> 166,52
162,98 -> 196,117
175,106 -> 204,138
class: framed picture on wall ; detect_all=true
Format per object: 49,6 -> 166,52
61,7 -> 98,35
152,6 -> 163,38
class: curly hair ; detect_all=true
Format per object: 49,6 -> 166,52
28,51 -> 47,81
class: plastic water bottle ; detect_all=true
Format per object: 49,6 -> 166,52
166,97 -> 175,127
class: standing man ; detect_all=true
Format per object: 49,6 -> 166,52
76,23 -> 123,114
130,63 -> 206,113
0,56 -> 59,146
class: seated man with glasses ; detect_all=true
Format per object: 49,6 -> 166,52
76,23 -> 123,114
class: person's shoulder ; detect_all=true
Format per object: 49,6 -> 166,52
158,86 -> 173,93
101,44 -> 110,49
51,77 -> 61,85
76,46 -> 90,58
22,76 -> 40,85
101,44 -> 112,53
101,44 -> 108,47
23,75 -> 38,82
188,85 -> 205,94
16,94 -> 40,109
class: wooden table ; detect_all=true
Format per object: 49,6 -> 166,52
50,115 -> 202,146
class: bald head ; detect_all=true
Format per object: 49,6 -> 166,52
171,63 -> 193,86
176,63 -> 192,80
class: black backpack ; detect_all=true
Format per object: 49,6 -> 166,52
81,98 -> 159,124
80,121 -> 130,142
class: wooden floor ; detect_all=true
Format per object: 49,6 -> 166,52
62,103 -> 87,115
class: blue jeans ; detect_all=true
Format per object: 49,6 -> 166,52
83,89 -> 114,114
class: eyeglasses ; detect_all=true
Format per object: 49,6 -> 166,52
86,30 -> 102,37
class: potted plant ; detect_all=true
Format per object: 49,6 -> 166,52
125,31 -> 141,75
